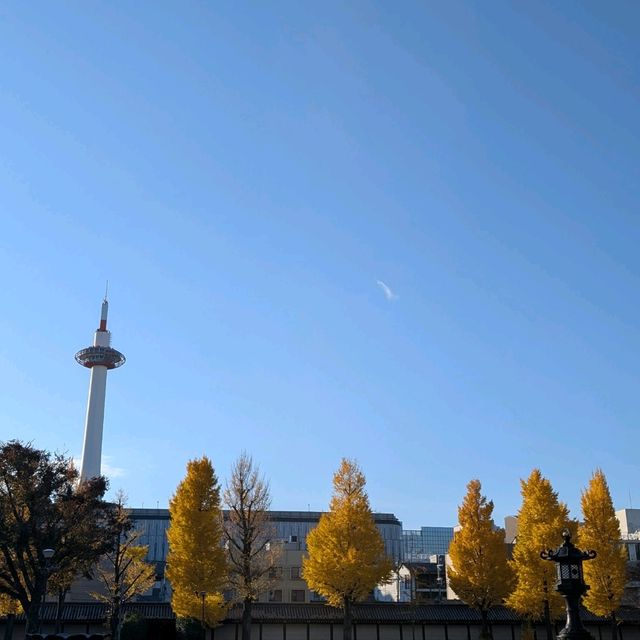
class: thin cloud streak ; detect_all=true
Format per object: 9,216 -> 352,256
376,280 -> 398,301
72,456 -> 127,479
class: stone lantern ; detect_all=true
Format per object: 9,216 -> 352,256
541,529 -> 596,640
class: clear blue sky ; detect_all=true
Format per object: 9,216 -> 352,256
1,2 -> 638,529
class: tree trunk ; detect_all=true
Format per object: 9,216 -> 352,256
3,613 -> 14,640
610,611 -> 618,640
543,598 -> 553,640
111,599 -> 121,640
242,597 -> 253,640
480,608 -> 492,640
343,597 -> 353,640
25,598 -> 41,634
55,587 -> 67,633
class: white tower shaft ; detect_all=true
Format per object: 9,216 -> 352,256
79,365 -> 108,482
76,298 -> 125,483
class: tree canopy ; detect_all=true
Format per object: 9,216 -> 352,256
166,456 -> 227,627
0,440 -> 115,633
223,453 -> 278,640
92,492 -> 156,640
579,469 -> 627,636
303,458 -> 392,640
448,479 -> 513,638
506,469 -> 573,636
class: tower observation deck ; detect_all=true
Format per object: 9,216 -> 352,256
76,298 -> 125,482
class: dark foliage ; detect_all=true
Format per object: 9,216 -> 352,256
0,440 -> 117,633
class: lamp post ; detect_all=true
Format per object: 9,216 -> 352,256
541,530 -> 596,640
40,548 -> 55,634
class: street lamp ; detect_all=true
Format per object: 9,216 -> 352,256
541,529 -> 596,640
40,548 -> 55,633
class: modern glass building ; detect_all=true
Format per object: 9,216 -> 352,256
130,509 -> 403,565
402,526 -> 454,561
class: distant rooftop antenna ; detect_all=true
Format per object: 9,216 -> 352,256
104,280 -> 109,301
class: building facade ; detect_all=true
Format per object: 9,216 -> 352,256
402,527 -> 454,562
125,508 -> 404,604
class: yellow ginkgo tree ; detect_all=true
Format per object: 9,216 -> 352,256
448,479 -> 514,639
506,469 -> 573,640
303,458 -> 393,640
167,456 -> 227,629
579,469 -> 627,640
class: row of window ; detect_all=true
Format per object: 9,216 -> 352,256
267,589 -> 326,603
268,566 -> 303,580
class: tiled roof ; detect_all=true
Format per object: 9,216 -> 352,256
224,603 -> 640,625
13,602 -> 174,623
6,602 -> 640,626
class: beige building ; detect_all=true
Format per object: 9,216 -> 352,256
259,539 -> 325,604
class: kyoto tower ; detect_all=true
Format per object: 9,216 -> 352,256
76,297 -> 125,482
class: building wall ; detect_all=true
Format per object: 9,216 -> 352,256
127,509 -> 403,603
617,510 -> 640,537
376,559 -> 447,603
504,516 -> 518,544
258,541 -> 326,604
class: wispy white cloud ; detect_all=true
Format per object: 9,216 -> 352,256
376,280 -> 398,301
103,457 -> 127,478
72,455 -> 127,479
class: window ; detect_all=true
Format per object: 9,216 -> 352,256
268,590 -> 283,603
310,591 -> 326,602
290,566 -> 302,580
269,566 -> 283,579
291,589 -> 306,602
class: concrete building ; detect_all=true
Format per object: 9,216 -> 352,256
504,516 -> 518,544
120,508 -> 403,604
377,556 -> 447,603
618,509 -> 640,562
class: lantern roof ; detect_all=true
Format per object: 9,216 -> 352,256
540,529 -> 596,563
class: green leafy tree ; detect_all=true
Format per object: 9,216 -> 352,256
166,456 -> 227,630
506,469 -> 573,640
223,453 -> 279,640
303,458 -> 393,640
579,470 -> 627,640
0,441 -> 115,634
448,480 -> 514,639
92,492 -> 157,640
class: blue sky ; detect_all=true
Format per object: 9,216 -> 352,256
1,2 -> 638,529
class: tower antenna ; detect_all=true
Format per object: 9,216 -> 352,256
104,280 -> 109,302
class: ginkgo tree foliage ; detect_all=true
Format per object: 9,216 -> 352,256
506,469 -> 574,640
448,479 -> 514,640
303,458 -> 393,640
579,470 -> 627,640
166,456 -> 227,628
